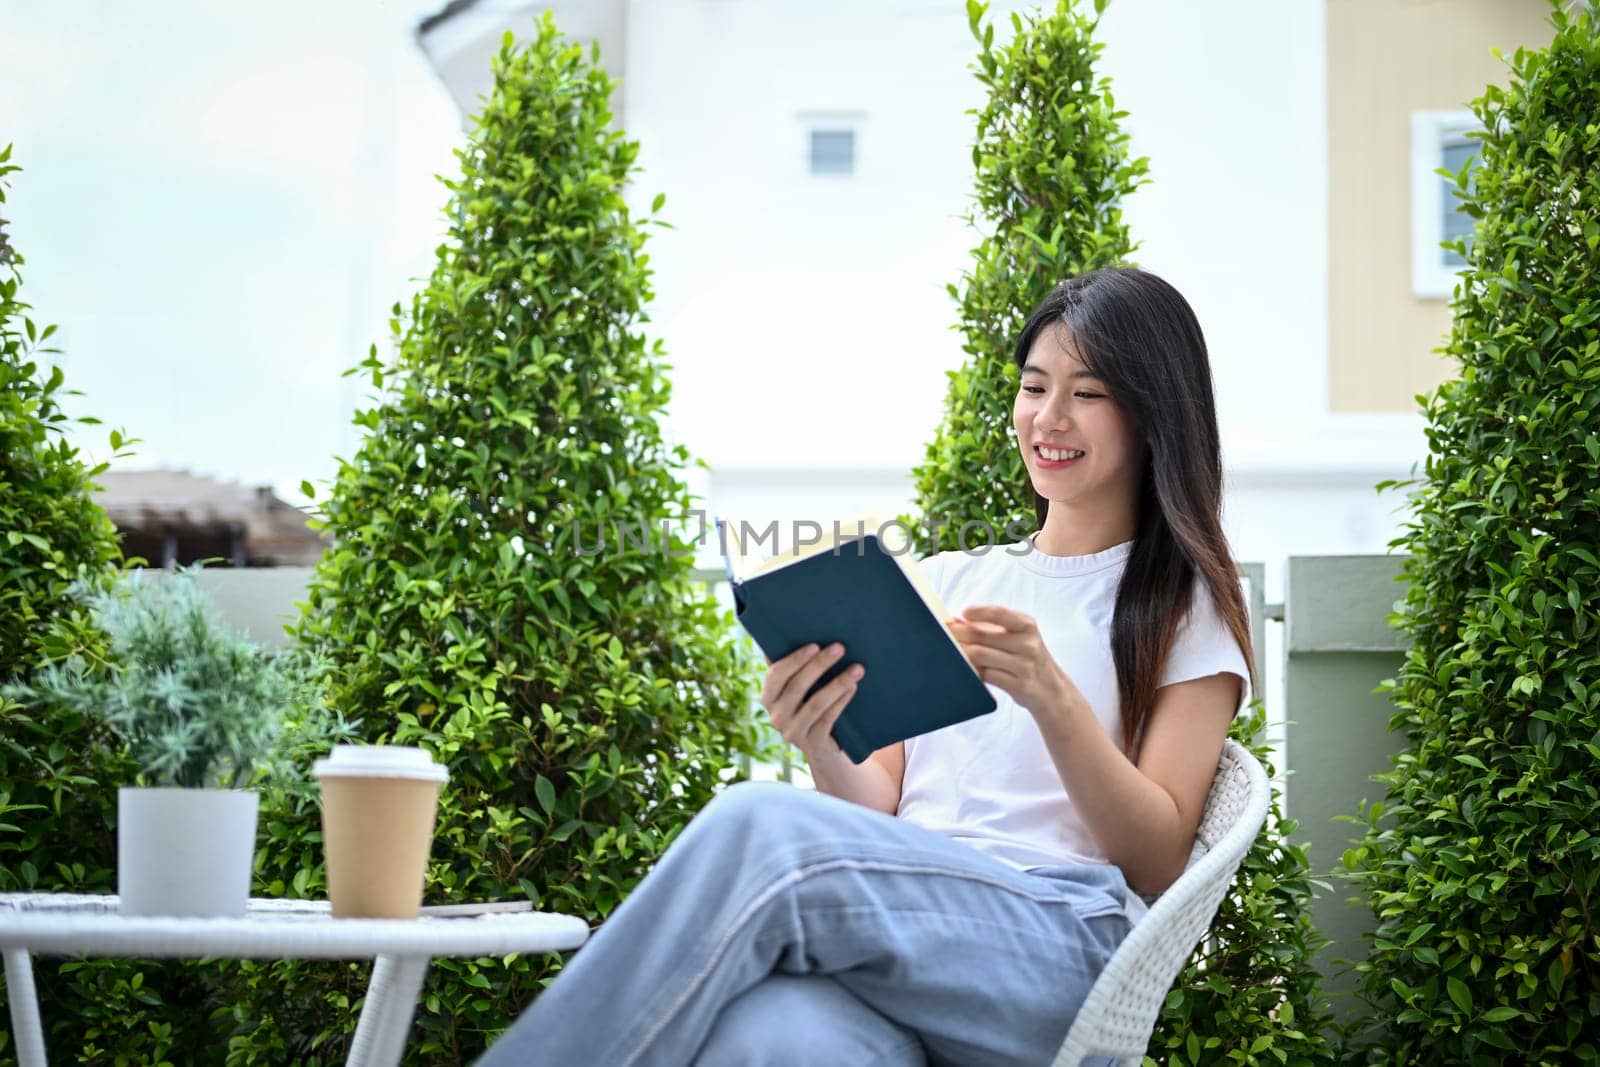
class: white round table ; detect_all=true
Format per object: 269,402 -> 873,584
0,894 -> 589,1067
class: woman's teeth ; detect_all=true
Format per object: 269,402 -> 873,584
1037,446 -> 1083,461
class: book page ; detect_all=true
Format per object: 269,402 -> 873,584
721,511 -> 890,581
896,548 -> 955,624
721,509 -> 978,673
722,510 -> 957,620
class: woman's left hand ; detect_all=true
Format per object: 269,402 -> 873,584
949,604 -> 1070,717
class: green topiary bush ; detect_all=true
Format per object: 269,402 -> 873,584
0,141 -> 123,683
907,6 -> 1335,1063
1345,7 -> 1600,1063
908,0 -> 1148,559
229,17 -> 766,1063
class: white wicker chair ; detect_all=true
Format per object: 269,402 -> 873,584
1052,739 -> 1271,1066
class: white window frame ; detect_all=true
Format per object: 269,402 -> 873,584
799,112 -> 864,178
1410,109 -> 1480,299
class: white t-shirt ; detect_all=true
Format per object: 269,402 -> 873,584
896,537 -> 1250,924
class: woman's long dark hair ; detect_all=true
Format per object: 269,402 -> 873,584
1012,268 -> 1255,753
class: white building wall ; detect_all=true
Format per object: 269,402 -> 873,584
1100,0 -> 1333,438
420,0 -> 1427,592
624,0 -> 983,475
612,0 -> 1423,590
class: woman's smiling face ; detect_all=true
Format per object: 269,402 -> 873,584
1013,325 -> 1146,515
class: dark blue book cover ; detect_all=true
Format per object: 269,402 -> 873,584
724,533 -> 997,764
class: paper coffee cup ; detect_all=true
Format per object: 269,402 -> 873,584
313,745 -> 448,919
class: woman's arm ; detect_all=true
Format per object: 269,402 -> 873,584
759,643 -> 903,814
952,606 -> 1238,897
807,741 -> 904,815
1028,672 -> 1237,896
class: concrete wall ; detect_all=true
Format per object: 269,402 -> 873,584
139,566 -> 316,653
1282,554 -> 1410,1019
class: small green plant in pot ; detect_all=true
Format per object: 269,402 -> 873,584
6,566 -> 315,917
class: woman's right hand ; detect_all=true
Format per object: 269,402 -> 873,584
759,643 -> 866,760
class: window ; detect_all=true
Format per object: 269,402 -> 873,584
799,112 -> 863,178
809,129 -> 855,176
1410,110 -> 1480,298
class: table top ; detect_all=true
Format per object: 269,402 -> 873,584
0,894 -> 590,960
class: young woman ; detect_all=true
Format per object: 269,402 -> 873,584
479,267 -> 1253,1066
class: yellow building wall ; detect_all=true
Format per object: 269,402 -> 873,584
1327,0 -> 1553,412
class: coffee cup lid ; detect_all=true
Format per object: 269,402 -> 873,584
313,745 -> 448,783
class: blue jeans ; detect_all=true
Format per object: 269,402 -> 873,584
476,782 -> 1131,1066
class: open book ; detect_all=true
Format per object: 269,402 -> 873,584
717,513 -> 996,764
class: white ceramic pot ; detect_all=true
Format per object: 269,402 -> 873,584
117,787 -> 260,918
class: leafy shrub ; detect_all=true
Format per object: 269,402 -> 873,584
1345,7 -> 1600,1063
230,17 -> 766,1062
0,140 -> 123,680
907,6 -> 1334,1062
907,0 -> 1148,557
